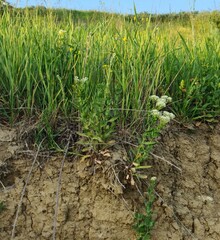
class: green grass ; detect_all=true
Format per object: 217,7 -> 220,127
0,8 -> 219,148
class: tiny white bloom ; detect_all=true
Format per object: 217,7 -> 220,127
163,111 -> 175,120
159,115 -> 170,125
81,77 -> 88,83
160,95 -> 172,103
156,99 -> 166,110
151,109 -> 161,118
74,76 -> 88,83
158,98 -> 166,103
163,111 -> 171,117
150,176 -> 157,181
169,112 -> 175,120
74,76 -> 80,82
161,95 -> 169,100
167,97 -> 172,103
149,95 -> 159,102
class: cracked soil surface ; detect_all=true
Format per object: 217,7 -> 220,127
0,122 -> 220,239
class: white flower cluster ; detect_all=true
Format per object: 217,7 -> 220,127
150,176 -> 157,182
150,95 -> 172,110
74,76 -> 88,83
150,95 -> 175,125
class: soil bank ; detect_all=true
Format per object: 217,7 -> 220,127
0,123 -> 220,240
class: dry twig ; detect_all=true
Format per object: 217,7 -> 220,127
150,152 -> 182,172
52,133 -> 72,240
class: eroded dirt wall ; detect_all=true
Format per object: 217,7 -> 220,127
0,123 -> 220,240
151,123 -> 220,240
0,130 -> 138,240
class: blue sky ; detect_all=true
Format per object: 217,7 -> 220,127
8,0 -> 220,14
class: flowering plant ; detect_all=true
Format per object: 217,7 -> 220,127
133,95 -> 175,166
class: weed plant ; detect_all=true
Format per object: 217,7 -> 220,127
134,177 -> 157,240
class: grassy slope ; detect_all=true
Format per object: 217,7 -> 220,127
0,7 -> 219,148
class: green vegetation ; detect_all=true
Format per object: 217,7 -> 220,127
134,177 -> 157,240
0,201 -> 5,213
1,8 -> 219,148
0,6 -> 219,239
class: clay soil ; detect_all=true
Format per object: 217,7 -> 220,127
0,122 -> 220,240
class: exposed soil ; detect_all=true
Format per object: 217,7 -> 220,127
0,122 -> 220,240
150,123 -> 220,240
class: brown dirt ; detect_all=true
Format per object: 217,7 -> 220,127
0,122 -> 220,240
151,123 -> 220,240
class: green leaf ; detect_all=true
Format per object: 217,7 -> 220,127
135,165 -> 152,170
143,141 -> 155,146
